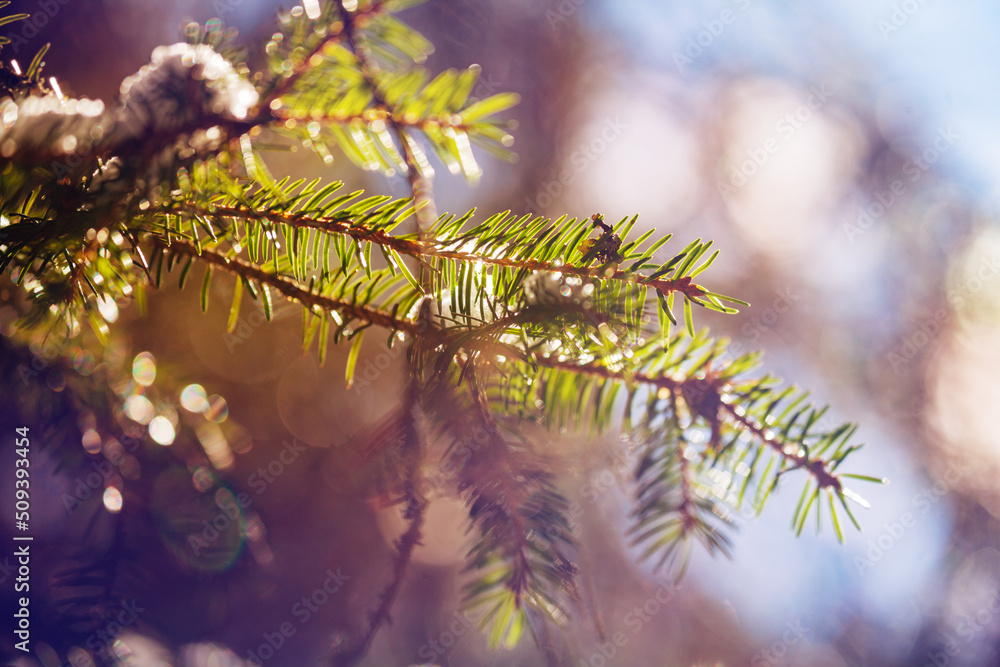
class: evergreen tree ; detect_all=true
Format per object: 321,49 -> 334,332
0,1 -> 882,663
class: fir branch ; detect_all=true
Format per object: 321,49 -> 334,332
528,354 -> 842,489
157,201 -> 714,303
337,0 -> 438,235
271,105 -> 484,135
260,0 -> 391,106
421,365 -> 578,651
153,238 -> 424,336
722,401 -> 841,491
0,2 -> 885,659
166,202 -> 423,256
337,501 -> 423,667
628,388 -> 735,576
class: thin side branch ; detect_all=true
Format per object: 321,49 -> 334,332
333,488 -> 426,667
271,107 -> 476,135
161,203 -> 710,301
533,355 -> 840,487
332,381 -> 427,666
260,0 -> 390,108
722,402 -> 842,491
337,0 -> 438,237
668,390 -> 699,531
154,239 -> 426,336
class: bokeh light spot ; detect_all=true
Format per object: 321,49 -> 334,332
103,487 -> 123,513
72,349 -> 96,375
180,383 -> 209,413
204,394 -> 229,423
82,428 -> 102,454
132,352 -> 156,386
196,422 -> 234,470
192,466 -> 214,492
124,394 -> 154,424
149,416 -> 175,445
97,294 -> 119,323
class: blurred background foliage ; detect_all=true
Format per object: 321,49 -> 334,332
2,0 -> 1000,665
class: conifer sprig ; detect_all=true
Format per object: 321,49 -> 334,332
0,0 -> 883,662
417,361 -> 579,652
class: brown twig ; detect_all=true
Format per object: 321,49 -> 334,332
164,202 -> 711,302
332,379 -> 428,667
152,238 -> 427,337
259,1 -> 389,110
667,390 -> 699,531
532,355 -> 841,489
271,106 -> 476,136
722,402 -> 841,491
333,477 -> 426,667
337,0 -> 437,239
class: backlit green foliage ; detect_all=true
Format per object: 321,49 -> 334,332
0,0 -> 881,661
